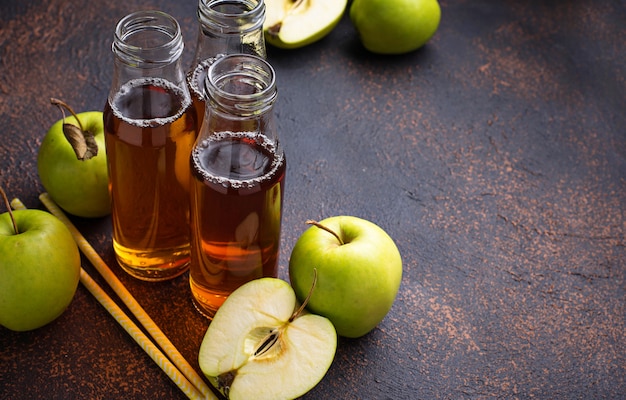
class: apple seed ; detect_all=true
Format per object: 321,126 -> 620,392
253,329 -> 280,357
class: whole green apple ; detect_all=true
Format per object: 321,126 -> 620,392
264,0 -> 347,49
0,208 -> 80,331
350,0 -> 441,54
38,100 -> 110,218
289,216 -> 402,338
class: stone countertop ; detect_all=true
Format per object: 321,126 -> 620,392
1,0 -> 624,398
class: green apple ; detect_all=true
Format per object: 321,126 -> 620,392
0,193 -> 80,331
289,216 -> 402,338
264,0 -> 348,49
38,99 -> 110,218
350,0 -> 441,54
198,277 -> 337,400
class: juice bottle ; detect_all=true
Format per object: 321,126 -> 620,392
189,54 -> 284,317
104,11 -> 197,281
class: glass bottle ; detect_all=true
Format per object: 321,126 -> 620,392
189,54 -> 285,318
103,10 -> 198,281
188,0 -> 266,126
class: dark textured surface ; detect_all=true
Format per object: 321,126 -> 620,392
1,0 -> 625,399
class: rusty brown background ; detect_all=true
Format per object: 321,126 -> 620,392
1,0 -> 625,398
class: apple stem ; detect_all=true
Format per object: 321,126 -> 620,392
0,186 -> 19,234
289,268 -> 318,322
50,98 -> 86,133
50,98 -> 99,161
306,219 -> 344,245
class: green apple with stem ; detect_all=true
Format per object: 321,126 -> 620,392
0,187 -> 80,331
289,216 -> 403,338
37,98 -> 110,218
350,0 -> 441,54
198,276 -> 337,400
264,0 -> 348,49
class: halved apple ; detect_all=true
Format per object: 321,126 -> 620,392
198,277 -> 337,400
264,0 -> 348,49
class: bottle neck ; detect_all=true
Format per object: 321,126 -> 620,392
201,54 -> 278,145
192,0 -> 266,65
110,10 -> 188,97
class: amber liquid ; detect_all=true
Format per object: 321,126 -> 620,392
189,131 -> 285,317
104,77 -> 197,281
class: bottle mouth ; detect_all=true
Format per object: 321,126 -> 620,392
205,53 -> 276,115
198,0 -> 265,34
113,10 -> 184,66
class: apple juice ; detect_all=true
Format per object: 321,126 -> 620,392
104,77 -> 197,281
189,130 -> 285,318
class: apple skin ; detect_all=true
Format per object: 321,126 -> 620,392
264,0 -> 348,49
38,111 -> 110,218
289,216 -> 402,338
0,209 -> 80,331
350,0 -> 441,55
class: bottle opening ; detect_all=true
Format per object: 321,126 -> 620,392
206,54 -> 276,115
113,10 -> 184,66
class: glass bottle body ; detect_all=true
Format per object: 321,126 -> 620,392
187,0 -> 266,126
189,54 -> 284,318
103,10 -> 198,281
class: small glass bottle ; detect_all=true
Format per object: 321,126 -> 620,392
103,10 -> 198,281
189,54 -> 285,318
188,0 -> 266,126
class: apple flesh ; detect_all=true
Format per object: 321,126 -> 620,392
38,108 -> 110,218
264,0 -> 348,49
289,216 -> 403,338
198,277 -> 337,400
0,209 -> 80,331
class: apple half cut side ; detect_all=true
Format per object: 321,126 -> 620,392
198,277 -> 337,400
264,0 -> 348,49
